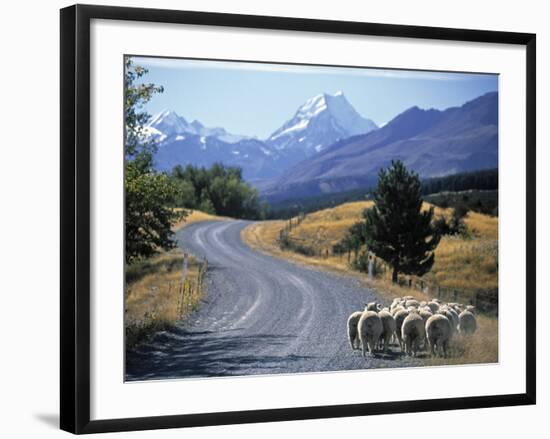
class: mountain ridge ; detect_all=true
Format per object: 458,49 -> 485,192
148,92 -> 378,180
261,91 -> 498,202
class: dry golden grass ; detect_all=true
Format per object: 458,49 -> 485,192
125,250 -> 206,347
172,209 -> 230,231
125,209 -> 223,348
425,315 -> 498,366
243,200 -> 498,292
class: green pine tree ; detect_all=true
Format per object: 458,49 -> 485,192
364,160 -> 441,283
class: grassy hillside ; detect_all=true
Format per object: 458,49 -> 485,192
243,200 -> 498,293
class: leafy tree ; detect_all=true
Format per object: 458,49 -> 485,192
124,58 -> 183,262
125,163 -> 179,261
363,161 -> 441,283
124,58 -> 163,171
169,163 -> 262,219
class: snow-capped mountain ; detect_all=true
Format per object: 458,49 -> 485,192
145,110 -> 286,180
146,92 -> 378,181
146,110 -> 250,144
266,91 -> 378,159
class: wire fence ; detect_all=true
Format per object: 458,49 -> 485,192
277,224 -> 498,316
396,275 -> 498,316
125,258 -> 209,347
175,258 -> 208,318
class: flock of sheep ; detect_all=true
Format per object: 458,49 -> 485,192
347,296 -> 478,358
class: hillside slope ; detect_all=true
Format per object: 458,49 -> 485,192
263,92 -> 498,202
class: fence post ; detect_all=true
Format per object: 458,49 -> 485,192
182,252 -> 189,281
178,282 -> 184,316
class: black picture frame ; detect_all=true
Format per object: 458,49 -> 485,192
60,4 -> 536,434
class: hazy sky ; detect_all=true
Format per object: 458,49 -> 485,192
131,56 -> 498,139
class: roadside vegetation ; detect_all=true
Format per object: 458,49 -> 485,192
125,250 -> 207,348
124,59 -> 258,348
243,201 -> 497,295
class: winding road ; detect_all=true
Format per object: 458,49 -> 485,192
126,220 -> 422,381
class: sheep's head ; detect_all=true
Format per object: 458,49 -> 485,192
365,302 -> 379,311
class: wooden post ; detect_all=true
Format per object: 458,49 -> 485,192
182,252 -> 189,281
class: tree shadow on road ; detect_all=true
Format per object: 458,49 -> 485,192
125,328 -> 314,381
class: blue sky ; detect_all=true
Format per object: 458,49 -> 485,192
131,56 -> 498,139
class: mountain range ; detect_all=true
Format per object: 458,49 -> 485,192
147,91 -> 377,181
147,90 -> 498,202
262,91 -> 498,202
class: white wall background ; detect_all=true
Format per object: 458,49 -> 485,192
0,0 -> 546,437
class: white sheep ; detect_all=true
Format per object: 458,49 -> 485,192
378,310 -> 397,353
419,306 -> 433,316
447,307 -> 460,331
401,311 -> 426,356
418,308 -> 433,348
391,305 -> 406,316
405,299 -> 420,308
438,307 -> 458,337
393,309 -> 410,352
425,314 -> 452,357
458,310 -> 477,335
346,311 -> 364,350
365,301 -> 381,312
358,311 -> 383,357
426,301 -> 440,314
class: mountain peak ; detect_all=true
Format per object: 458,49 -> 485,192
190,120 -> 204,130
267,92 -> 378,155
147,109 -> 189,134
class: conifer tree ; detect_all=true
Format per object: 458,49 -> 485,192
364,161 -> 441,283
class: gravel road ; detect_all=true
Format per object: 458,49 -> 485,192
126,220 -> 423,381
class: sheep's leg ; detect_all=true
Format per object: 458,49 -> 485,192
368,336 -> 378,355
361,338 -> 367,358
348,333 -> 356,350
442,340 -> 448,358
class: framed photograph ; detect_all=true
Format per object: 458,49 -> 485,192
60,4 -> 536,434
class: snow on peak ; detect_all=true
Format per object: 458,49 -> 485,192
267,91 -> 378,154
147,110 -> 189,134
146,110 -> 249,144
